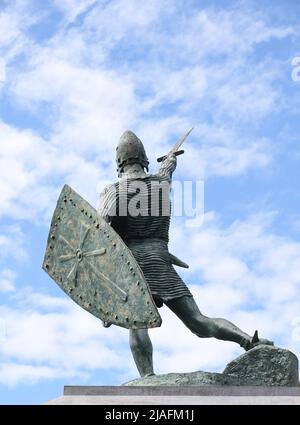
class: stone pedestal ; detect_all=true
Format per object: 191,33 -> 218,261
46,385 -> 300,405
46,346 -> 300,405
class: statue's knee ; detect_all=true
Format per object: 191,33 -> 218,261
187,314 -> 214,338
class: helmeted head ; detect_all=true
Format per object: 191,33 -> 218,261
116,130 -> 149,176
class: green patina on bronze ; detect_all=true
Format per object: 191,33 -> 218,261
42,130 -> 278,380
42,184 -> 162,330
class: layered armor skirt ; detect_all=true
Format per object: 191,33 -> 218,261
126,238 -> 192,307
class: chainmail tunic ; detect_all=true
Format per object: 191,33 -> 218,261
97,156 -> 192,307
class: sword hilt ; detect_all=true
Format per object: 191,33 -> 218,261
157,149 -> 185,163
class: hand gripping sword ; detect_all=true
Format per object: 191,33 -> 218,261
157,127 -> 194,163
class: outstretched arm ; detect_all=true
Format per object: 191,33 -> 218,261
156,153 -> 177,181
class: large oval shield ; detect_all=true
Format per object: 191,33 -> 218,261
42,184 -> 162,329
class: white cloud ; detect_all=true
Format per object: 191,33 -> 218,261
170,212 -> 300,345
169,6 -> 293,59
0,287 -> 242,385
0,0 -> 299,391
151,304 -> 242,374
0,58 -> 5,83
172,124 -> 272,180
0,0 -> 292,232
0,363 -> 84,387
212,59 -> 283,122
1,209 -> 299,387
145,211 -> 300,375
82,0 -> 169,44
0,120 -> 112,223
0,7 -> 23,48
0,225 -> 27,263
0,1 -> 39,71
0,269 -> 16,293
0,122 -> 57,222
11,51 -> 138,153
0,289 -> 132,386
53,0 -> 97,24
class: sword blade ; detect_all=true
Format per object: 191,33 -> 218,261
172,127 -> 194,154
157,127 -> 194,162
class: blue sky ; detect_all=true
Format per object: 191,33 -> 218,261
0,0 -> 300,404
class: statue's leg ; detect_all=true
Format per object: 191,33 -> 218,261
165,296 -> 251,348
129,328 -> 155,377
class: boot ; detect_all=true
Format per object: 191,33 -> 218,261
240,330 -> 274,351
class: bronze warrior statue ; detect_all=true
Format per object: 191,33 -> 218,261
97,130 -> 273,377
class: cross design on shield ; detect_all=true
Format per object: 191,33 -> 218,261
58,223 -> 128,302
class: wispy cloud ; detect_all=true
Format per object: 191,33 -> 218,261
1,210 -> 299,386
3,1 -> 294,219
0,362 -> 90,387
0,289 -> 132,387
0,58 -> 5,83
171,211 -> 300,342
0,225 -> 27,263
0,269 -> 16,293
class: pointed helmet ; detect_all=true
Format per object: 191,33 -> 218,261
116,130 -> 149,175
